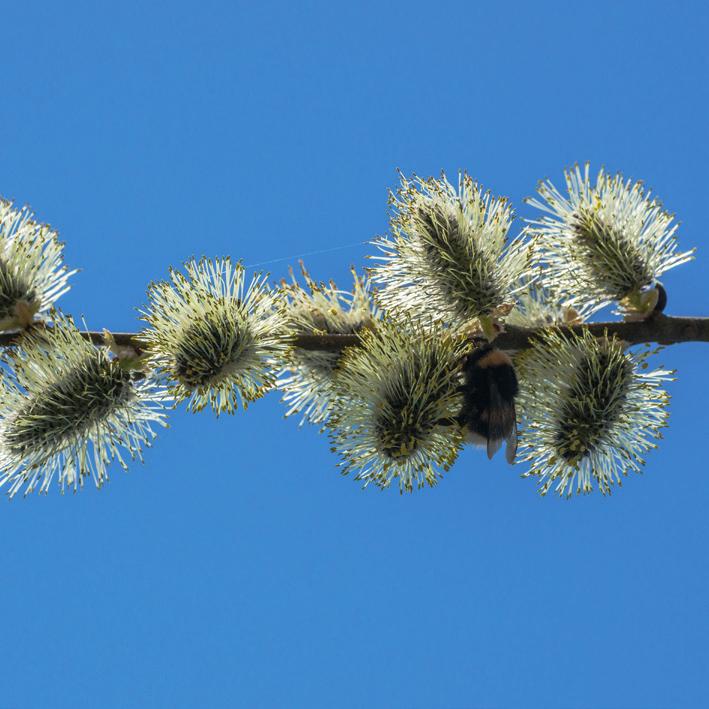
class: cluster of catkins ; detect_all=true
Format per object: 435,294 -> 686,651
0,165 -> 694,498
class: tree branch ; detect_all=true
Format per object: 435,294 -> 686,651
0,314 -> 707,352
293,314 -> 709,351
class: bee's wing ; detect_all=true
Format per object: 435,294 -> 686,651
505,412 -> 518,465
486,435 -> 503,460
488,383 -> 516,462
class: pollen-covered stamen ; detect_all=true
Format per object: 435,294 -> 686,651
416,203 -> 467,271
0,199 -> 75,330
172,306 -> 252,388
370,172 -> 531,326
0,258 -> 38,320
507,283 -> 601,329
0,313 -> 168,497
141,257 -> 288,415
515,328 -> 672,497
553,346 -> 633,465
4,357 -> 133,459
278,265 -> 378,425
571,206 -> 653,299
327,320 -> 469,492
415,203 -> 503,316
373,350 -> 449,460
527,164 -> 694,311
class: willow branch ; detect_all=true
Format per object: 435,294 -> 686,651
0,314 -> 707,352
294,314 -> 709,351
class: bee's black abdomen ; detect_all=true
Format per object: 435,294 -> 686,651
458,345 -> 518,461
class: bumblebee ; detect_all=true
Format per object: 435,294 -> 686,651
457,345 -> 518,463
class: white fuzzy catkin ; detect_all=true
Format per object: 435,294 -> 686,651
516,328 -> 672,497
0,315 -> 168,496
0,199 -> 75,330
328,319 -> 470,493
142,257 -> 289,415
370,172 -> 533,326
278,265 -> 378,425
526,164 -> 694,310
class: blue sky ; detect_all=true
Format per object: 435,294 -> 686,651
1,2 -> 708,707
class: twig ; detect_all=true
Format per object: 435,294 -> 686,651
0,314 -> 707,352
